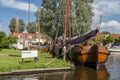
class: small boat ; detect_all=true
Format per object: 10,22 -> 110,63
108,48 -> 120,53
108,42 -> 120,53
41,45 -> 50,52
69,45 -> 109,69
36,44 -> 50,52
29,44 -> 50,52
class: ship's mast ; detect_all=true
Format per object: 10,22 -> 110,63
65,0 -> 70,38
28,0 -> 30,25
16,11 -> 19,34
37,8 -> 40,46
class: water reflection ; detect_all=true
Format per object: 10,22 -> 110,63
0,65 -> 109,80
73,65 -> 109,80
0,71 -> 73,80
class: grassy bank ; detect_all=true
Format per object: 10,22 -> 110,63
0,49 -> 71,72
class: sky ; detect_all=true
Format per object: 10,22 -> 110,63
0,0 -> 120,35
92,0 -> 120,33
0,0 -> 41,35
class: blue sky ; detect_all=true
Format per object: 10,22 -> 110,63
92,0 -> 120,34
0,0 -> 120,35
0,0 -> 42,35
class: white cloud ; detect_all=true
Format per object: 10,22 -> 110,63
92,0 -> 120,22
100,20 -> 120,33
0,0 -> 38,12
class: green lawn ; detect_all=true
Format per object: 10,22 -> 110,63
0,49 -> 71,72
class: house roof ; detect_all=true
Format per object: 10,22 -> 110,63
95,33 -> 120,40
9,33 -> 46,39
112,34 -> 120,39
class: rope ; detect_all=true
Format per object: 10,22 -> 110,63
43,52 -> 66,68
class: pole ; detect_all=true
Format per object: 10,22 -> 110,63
38,9 -> 40,46
65,0 -> 70,38
27,0 -> 30,49
16,11 -> 19,34
64,0 -> 70,61
96,14 -> 102,42
28,0 -> 30,24
98,15 -> 102,31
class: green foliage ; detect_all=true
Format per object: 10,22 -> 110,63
18,19 -> 25,33
75,0 -> 93,34
0,32 -> 17,48
103,35 -> 115,44
27,22 -> 37,33
9,18 -> 16,33
0,31 -> 6,42
8,36 -> 17,44
102,31 -> 111,34
36,0 -> 93,39
9,18 -> 25,33
55,0 -> 67,37
36,0 -> 57,39
98,37 -> 104,43
89,41 -> 97,45
0,32 -> 10,48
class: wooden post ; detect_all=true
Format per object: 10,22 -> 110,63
16,11 -> 19,34
38,9 -> 40,46
64,0 -> 70,60
65,0 -> 70,38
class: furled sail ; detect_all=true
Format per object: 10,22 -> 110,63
66,28 -> 99,44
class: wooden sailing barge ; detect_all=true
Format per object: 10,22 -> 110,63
69,44 -> 109,69
51,0 -> 109,69
64,0 -> 109,69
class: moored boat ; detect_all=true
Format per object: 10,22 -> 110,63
108,41 -> 120,53
41,45 -> 50,52
108,48 -> 120,53
69,45 -> 109,69
50,0 -> 109,69
36,44 -> 50,52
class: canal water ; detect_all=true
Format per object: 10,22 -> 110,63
0,52 -> 120,80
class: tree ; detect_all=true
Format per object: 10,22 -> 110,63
9,18 -> 16,33
75,0 -> 93,34
102,31 -> 111,34
38,0 -> 93,39
27,22 -> 37,33
55,0 -> 67,37
0,32 -> 10,48
9,18 -> 25,33
8,36 -> 17,45
18,19 -> 25,33
103,35 -> 115,44
36,0 -> 57,39
0,31 -> 6,43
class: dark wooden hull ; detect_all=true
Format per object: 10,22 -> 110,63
70,45 -> 109,69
